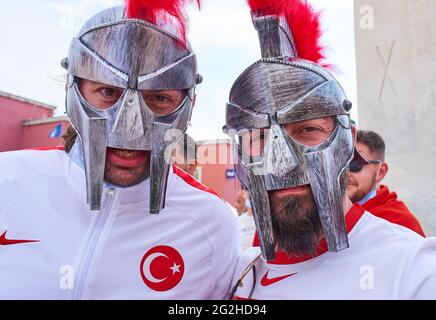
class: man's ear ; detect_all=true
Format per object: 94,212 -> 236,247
376,163 -> 389,183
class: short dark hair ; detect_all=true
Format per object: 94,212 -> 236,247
63,125 -> 78,153
356,130 -> 386,161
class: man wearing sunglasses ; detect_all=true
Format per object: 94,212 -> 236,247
348,130 -> 425,236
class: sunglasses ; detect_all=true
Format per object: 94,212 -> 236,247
349,150 -> 382,173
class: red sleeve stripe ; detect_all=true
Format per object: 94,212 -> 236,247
24,146 -> 65,151
232,296 -> 254,300
171,164 -> 223,201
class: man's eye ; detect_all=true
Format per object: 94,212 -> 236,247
141,90 -> 184,115
154,95 -> 171,103
301,126 -> 321,133
100,88 -> 116,97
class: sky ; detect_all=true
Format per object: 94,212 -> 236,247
0,0 -> 357,141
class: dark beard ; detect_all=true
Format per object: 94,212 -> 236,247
270,191 -> 323,257
269,171 -> 349,257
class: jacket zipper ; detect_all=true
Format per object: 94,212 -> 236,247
72,188 -> 116,300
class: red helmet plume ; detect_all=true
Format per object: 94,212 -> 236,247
247,0 -> 326,65
125,0 -> 201,43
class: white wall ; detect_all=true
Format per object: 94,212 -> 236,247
354,0 -> 436,235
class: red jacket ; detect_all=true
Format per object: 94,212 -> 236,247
362,185 -> 425,237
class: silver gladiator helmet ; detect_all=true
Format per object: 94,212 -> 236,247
224,4 -> 354,260
62,3 -> 201,212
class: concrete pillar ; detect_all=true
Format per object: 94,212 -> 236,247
354,0 -> 436,235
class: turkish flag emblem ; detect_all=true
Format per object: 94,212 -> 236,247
140,245 -> 185,291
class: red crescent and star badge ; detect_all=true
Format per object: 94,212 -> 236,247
140,245 -> 185,291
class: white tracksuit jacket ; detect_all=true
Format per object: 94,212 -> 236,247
0,146 -> 241,299
232,205 -> 436,300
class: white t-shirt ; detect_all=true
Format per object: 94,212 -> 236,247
237,213 -> 256,251
0,147 -> 241,299
231,205 -> 436,300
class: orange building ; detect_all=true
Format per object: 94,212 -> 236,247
196,139 -> 241,208
0,91 -> 68,151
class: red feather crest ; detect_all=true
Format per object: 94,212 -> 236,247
247,0 -> 326,65
125,0 -> 201,44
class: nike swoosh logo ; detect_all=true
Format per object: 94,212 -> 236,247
261,270 -> 297,286
0,231 -> 39,246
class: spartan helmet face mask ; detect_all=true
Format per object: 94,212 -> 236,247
62,6 -> 201,212
224,8 -> 354,260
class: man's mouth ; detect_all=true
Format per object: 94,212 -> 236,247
273,184 -> 311,197
106,147 -> 149,168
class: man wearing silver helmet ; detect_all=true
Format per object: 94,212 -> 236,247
0,0 -> 240,299
227,0 -> 436,299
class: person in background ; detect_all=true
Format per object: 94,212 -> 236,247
237,190 -> 256,251
235,189 -> 248,216
348,130 -> 425,236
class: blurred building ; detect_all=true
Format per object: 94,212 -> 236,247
172,135 -> 242,208
196,139 -> 241,208
354,0 -> 436,235
0,91 -> 68,151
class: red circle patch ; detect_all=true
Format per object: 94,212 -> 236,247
140,245 -> 185,291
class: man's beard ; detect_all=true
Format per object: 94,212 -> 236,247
270,190 -> 323,257
269,171 -> 349,257
348,170 -> 378,203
